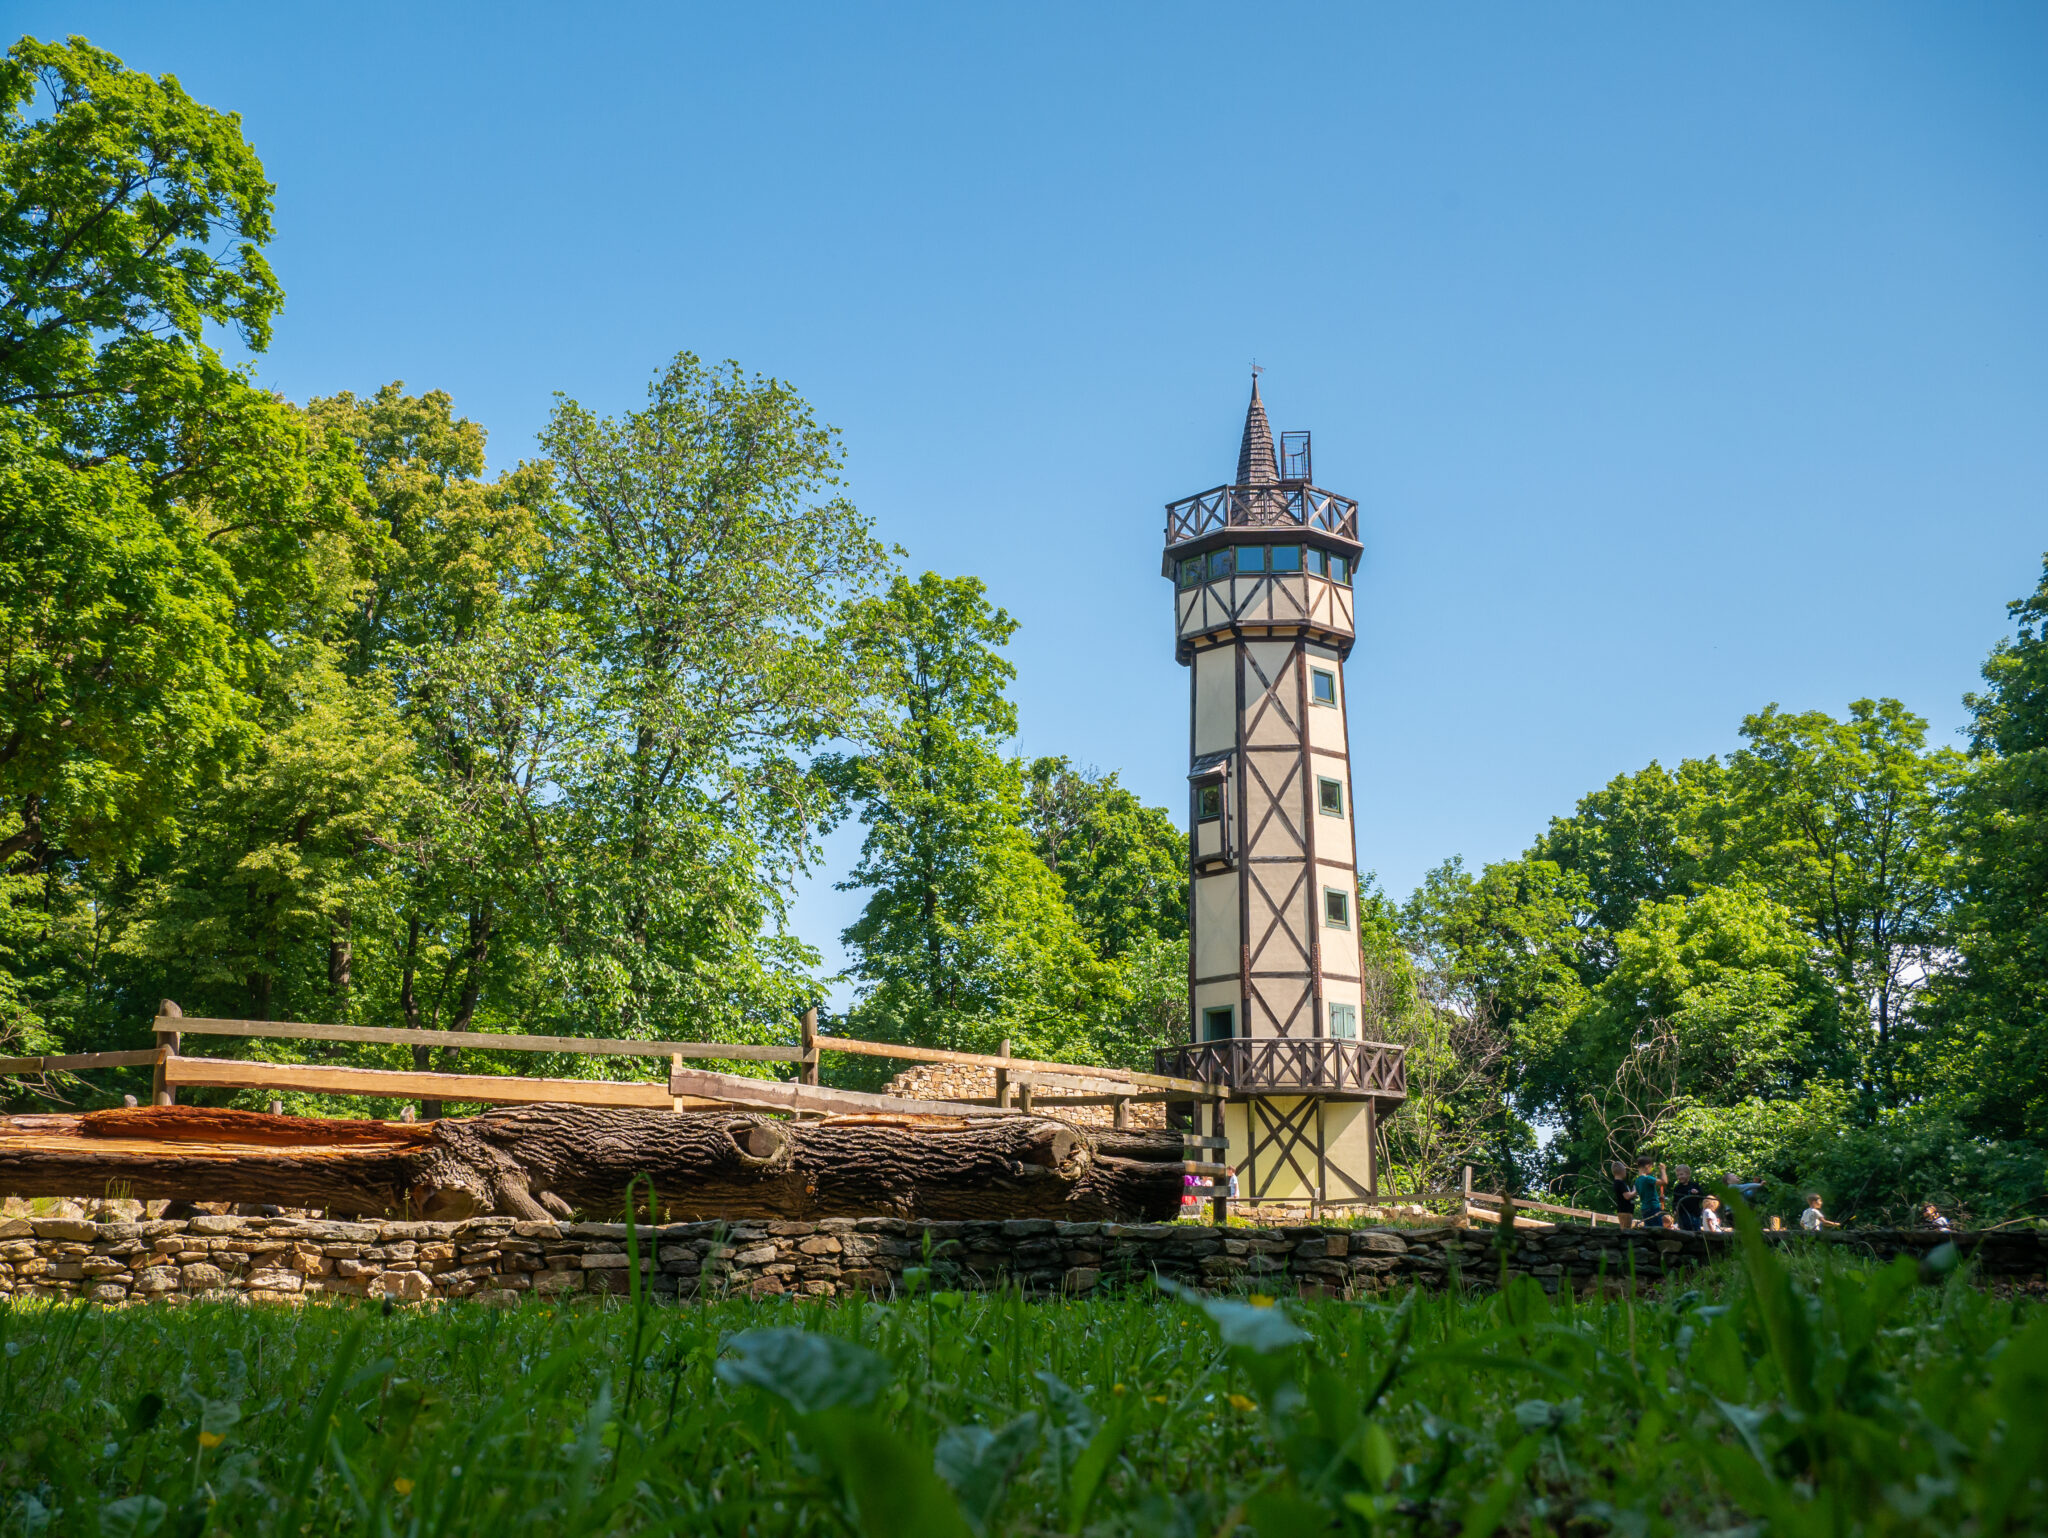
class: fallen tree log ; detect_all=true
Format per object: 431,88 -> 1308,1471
0,1105 -> 1183,1223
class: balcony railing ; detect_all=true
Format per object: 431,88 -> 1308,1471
1164,483 -> 1360,548
1153,1037 -> 1407,1100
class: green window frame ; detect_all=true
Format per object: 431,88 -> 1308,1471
1324,887 -> 1350,929
1178,558 -> 1203,590
1310,668 -> 1337,706
1268,544 -> 1301,573
1202,1005 -> 1235,1042
1318,777 -> 1343,817
1305,547 -> 1327,577
1207,548 -> 1234,580
1196,783 -> 1224,821
1328,1002 -> 1357,1040
1330,554 -> 1349,584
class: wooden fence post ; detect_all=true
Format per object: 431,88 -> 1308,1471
799,1006 -> 819,1087
1113,1097 -> 1131,1130
1461,1162 -> 1473,1221
993,1038 -> 1011,1109
153,1000 -> 182,1107
1209,1099 -> 1229,1225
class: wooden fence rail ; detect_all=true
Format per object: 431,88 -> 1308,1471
3,1007 -> 1224,1120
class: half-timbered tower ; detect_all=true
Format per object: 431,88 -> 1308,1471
1156,379 -> 1406,1210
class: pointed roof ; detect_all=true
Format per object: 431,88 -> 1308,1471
1235,376 -> 1278,487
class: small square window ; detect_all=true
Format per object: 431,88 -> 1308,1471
1330,555 -> 1349,584
1207,548 -> 1234,580
1236,545 -> 1267,573
1324,887 -> 1350,929
1310,668 -> 1337,706
1305,548 -> 1327,577
1328,1002 -> 1357,1040
1318,777 -> 1343,817
1202,1006 -> 1235,1042
1268,544 -> 1301,573
1178,558 -> 1203,590
1196,783 -> 1223,821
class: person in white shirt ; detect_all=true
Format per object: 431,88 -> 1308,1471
1698,1195 -> 1727,1233
1799,1194 -> 1839,1231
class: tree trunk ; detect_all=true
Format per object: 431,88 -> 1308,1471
0,1106 -> 1183,1223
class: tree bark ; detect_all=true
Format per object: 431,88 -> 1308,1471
0,1105 -> 1183,1223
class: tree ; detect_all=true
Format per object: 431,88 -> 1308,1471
1530,756 -> 1727,973
1566,885 -> 1848,1168
1724,699 -> 1964,1102
535,354 -> 892,1040
826,575 -> 1106,1061
1022,758 -> 1186,959
1928,556 -> 2048,1139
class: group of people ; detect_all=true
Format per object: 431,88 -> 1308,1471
1610,1158 -> 1957,1232
1608,1157 -> 1845,1233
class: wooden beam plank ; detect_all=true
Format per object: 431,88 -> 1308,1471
0,1049 -> 165,1075
814,1035 -> 1220,1096
1465,1191 -> 1618,1225
666,1065 -> 1016,1119
163,1057 -> 716,1110
160,1017 -> 801,1063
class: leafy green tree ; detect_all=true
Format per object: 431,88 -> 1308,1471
1022,757 -> 1185,958
1724,699 -> 1964,1102
1564,884 -> 1848,1166
826,575 -> 1106,1061
1928,556 -> 2048,1139
1530,756 -> 1727,971
532,355 -> 892,1039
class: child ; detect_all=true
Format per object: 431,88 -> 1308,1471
1799,1193 -> 1840,1231
1609,1160 -> 1636,1228
1920,1202 -> 1950,1232
1698,1195 -> 1727,1233
1633,1156 -> 1665,1228
1669,1164 -> 1705,1232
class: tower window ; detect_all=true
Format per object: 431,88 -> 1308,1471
1268,545 -> 1301,573
1328,1002 -> 1357,1039
1310,668 -> 1337,706
1178,558 -> 1203,590
1236,544 -> 1267,573
1318,777 -> 1343,816
1202,1006 -> 1235,1042
1207,548 -> 1234,580
1324,887 -> 1351,928
1330,555 -> 1349,584
1196,783 -> 1224,821
1305,548 -> 1327,577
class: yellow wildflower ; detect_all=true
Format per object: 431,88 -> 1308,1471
1228,1393 -> 1258,1413
197,1431 -> 224,1449
1112,1383 -> 1127,1396
394,1478 -> 415,1496
1249,1294 -> 1275,1309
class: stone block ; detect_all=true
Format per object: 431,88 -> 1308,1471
1062,1267 -> 1101,1293
31,1219 -> 99,1242
180,1262 -> 226,1290
533,1269 -> 583,1295
732,1244 -> 777,1267
247,1268 -> 303,1292
88,1283 -> 129,1304
189,1216 -> 247,1236
0,1218 -> 31,1238
797,1236 -> 841,1256
132,1267 -> 180,1295
370,1269 -> 432,1301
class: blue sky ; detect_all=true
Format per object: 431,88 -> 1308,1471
20,4 -> 2048,984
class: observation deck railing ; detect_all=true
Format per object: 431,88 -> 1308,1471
1163,482 -> 1360,548
1153,1036 -> 1406,1101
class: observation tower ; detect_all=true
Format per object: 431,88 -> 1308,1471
1156,378 -> 1407,1211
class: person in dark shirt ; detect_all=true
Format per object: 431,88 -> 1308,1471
1608,1159 -> 1636,1228
1669,1165 -> 1706,1232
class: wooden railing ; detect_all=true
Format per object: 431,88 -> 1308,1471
1163,482 -> 1360,547
1154,1036 -> 1407,1100
4,1004 -> 1224,1123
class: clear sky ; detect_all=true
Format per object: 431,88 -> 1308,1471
19,4 -> 2048,986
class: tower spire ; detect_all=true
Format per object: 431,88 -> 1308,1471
1235,374 -> 1279,487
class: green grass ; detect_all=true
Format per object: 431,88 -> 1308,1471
1,1226 -> 2043,1536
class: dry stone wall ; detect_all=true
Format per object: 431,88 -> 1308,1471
883,1063 -> 1167,1129
0,1214 -> 2038,1307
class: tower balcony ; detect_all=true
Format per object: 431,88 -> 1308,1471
1163,482 -> 1360,550
1153,1036 -> 1407,1103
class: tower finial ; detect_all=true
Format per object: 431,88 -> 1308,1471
1235,374 -> 1278,487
